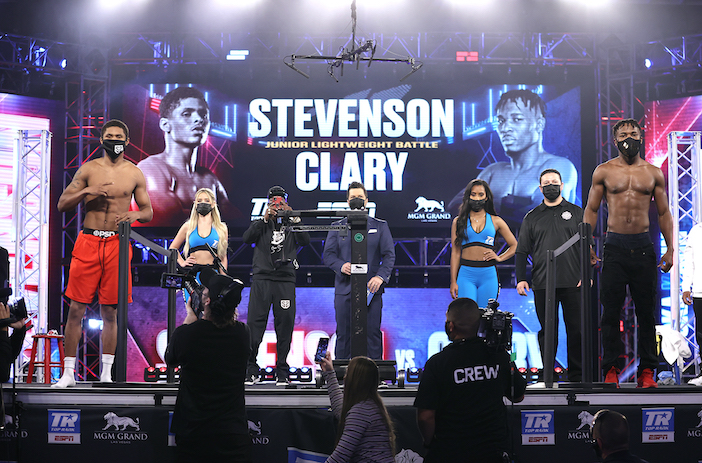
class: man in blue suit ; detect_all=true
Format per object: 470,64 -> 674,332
323,181 -> 395,360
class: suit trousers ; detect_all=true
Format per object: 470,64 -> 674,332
334,292 -> 383,360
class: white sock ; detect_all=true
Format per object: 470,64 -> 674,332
51,357 -> 76,388
100,354 -> 115,383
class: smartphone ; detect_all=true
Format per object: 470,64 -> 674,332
314,337 -> 330,363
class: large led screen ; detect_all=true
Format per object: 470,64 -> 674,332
120,71 -> 583,233
127,286 -> 567,382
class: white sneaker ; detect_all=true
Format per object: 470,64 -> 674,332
51,373 -> 76,389
688,375 -> 702,386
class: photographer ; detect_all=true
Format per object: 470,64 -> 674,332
0,302 -> 27,383
415,298 -> 526,463
243,186 -> 309,385
165,268 -> 251,462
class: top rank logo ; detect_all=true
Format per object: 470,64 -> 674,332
49,410 -> 79,433
522,411 -> 554,434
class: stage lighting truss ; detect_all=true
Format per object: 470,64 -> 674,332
283,0 -> 423,82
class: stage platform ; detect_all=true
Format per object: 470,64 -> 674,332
0,382 -> 700,462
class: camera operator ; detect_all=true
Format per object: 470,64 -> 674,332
0,302 -> 27,383
243,185 -> 310,385
415,297 -> 526,463
165,268 -> 252,463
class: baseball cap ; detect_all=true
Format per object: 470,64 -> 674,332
199,268 -> 244,307
267,185 -> 288,200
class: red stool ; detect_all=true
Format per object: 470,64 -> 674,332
27,333 -> 65,384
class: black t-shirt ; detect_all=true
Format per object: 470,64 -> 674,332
165,319 -> 251,437
414,338 -> 526,461
516,200 -> 585,289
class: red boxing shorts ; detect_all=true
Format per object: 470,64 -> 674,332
65,230 -> 133,305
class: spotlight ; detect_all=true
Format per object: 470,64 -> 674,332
456,51 -> 479,62
406,367 -> 423,382
644,58 -> 652,69
87,319 -> 103,330
144,366 -> 157,382
60,59 -> 67,70
554,366 -> 565,381
262,366 -> 276,382
143,366 -> 180,382
527,367 -> 542,382
226,50 -> 249,61
287,367 -> 313,383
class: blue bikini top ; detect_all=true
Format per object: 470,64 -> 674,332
461,214 -> 496,249
188,227 -> 219,255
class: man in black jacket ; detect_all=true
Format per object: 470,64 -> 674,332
243,186 -> 310,385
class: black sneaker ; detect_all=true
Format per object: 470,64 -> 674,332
276,374 -> 290,386
245,374 -> 261,386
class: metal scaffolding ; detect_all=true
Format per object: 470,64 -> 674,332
667,131 -> 702,379
62,74 -> 109,380
12,129 -> 51,380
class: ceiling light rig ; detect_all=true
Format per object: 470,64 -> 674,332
283,0 -> 423,82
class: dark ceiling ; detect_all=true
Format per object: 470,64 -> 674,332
1,0 -> 701,45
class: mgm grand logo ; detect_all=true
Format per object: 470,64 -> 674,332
688,408 -> 702,438
248,420 -> 270,445
567,411 -> 594,440
93,412 -> 149,443
407,197 -> 452,222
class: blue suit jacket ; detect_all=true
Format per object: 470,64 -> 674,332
323,216 -> 395,296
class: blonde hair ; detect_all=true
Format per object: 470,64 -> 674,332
182,188 -> 228,263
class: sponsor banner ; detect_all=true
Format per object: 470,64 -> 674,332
48,409 -> 80,444
566,410 -> 594,441
642,408 -> 674,443
686,407 -> 702,439
92,411 -> 148,445
287,447 -> 329,463
521,410 -> 555,445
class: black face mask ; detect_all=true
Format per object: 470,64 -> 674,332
445,321 -> 452,340
196,203 -> 213,216
542,184 -> 561,201
102,139 -> 126,160
348,197 -> 365,210
468,199 -> 486,212
616,137 -> 641,160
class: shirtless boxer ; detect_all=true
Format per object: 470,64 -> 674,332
54,119 -> 152,387
583,118 -> 673,388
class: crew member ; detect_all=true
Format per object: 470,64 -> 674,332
415,298 -> 526,462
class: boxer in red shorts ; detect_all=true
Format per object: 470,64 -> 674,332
55,120 -> 152,388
